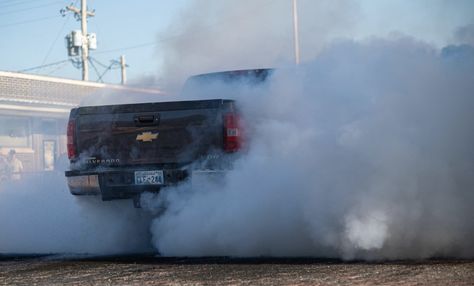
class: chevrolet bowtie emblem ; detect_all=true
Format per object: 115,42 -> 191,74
136,132 -> 159,142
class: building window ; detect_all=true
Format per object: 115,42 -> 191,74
0,116 -> 30,147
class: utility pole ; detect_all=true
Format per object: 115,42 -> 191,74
63,2 -> 125,84
292,0 -> 300,65
64,0 -> 95,81
80,0 -> 89,81
120,55 -> 127,85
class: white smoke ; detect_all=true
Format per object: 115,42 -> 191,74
157,0 -> 359,92
0,172 -> 152,255
3,1 -> 472,260
454,23 -> 474,46
143,37 -> 474,259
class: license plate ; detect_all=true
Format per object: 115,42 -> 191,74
134,170 -> 164,185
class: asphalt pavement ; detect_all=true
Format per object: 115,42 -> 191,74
0,255 -> 473,285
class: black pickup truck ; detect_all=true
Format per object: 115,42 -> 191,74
65,69 -> 271,204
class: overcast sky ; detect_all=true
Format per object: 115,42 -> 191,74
1,0 -> 473,85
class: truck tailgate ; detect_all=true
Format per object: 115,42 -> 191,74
74,100 -> 232,167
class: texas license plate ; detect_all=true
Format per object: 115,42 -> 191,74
134,170 -> 164,185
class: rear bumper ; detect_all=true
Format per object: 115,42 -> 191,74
67,174 -> 101,195
65,168 -> 188,200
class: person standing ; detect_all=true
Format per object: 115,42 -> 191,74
7,149 -> 23,180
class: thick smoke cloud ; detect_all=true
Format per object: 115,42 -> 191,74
157,0 -> 359,92
455,23 -> 474,46
0,172 -> 152,254
3,1 -> 472,260
144,37 -> 474,259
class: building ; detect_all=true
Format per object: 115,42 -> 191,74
0,71 -> 163,173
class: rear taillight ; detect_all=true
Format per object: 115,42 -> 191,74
223,113 -> 241,152
67,119 -> 77,159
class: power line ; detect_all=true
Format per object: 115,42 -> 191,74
0,0 -> 36,6
88,57 -> 103,82
94,41 -> 157,55
46,60 -> 70,76
91,57 -> 122,70
0,0 -> 37,3
87,56 -> 122,82
17,59 -> 71,73
0,15 -> 58,29
0,0 -> 39,8
97,61 -> 115,82
89,57 -> 109,69
41,0 -> 78,65
0,1 -> 63,16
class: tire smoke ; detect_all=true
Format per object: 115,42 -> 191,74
0,172 -> 152,255
144,38 -> 474,259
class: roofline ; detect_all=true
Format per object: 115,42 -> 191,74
0,103 -> 70,114
0,70 -> 165,95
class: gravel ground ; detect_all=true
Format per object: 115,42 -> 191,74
0,256 -> 473,285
